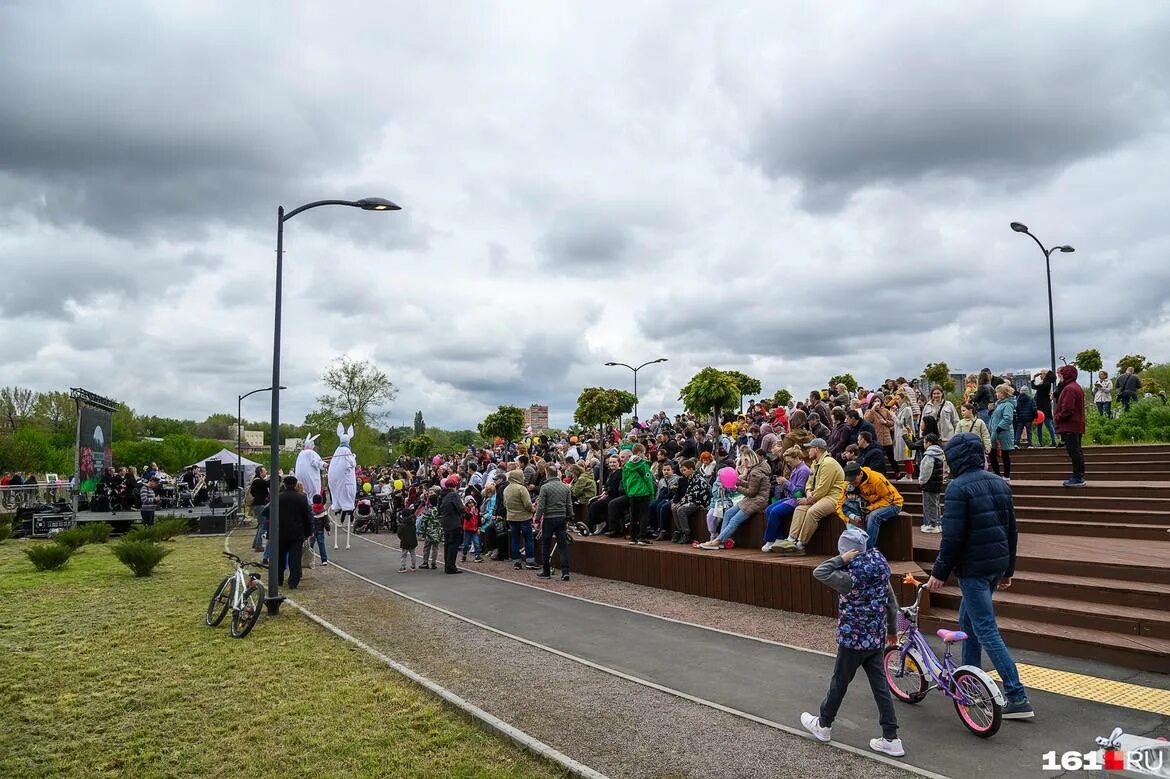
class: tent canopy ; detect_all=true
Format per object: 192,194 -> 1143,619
189,449 -> 263,483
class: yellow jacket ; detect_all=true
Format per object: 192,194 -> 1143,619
806,454 -> 845,503
837,467 -> 904,520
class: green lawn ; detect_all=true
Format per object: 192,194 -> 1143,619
0,536 -> 564,779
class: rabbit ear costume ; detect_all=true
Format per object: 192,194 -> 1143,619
327,423 -> 357,550
294,433 -> 324,503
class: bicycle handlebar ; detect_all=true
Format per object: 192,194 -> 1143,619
222,550 -> 268,568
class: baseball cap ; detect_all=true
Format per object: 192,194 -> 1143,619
808,437 -> 828,450
843,461 -> 862,477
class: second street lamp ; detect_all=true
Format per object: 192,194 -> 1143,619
267,197 -> 401,615
604,357 -> 668,421
237,385 -> 284,513
1010,222 -> 1074,378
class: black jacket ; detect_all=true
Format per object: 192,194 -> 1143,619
397,515 -> 418,549
1031,377 -> 1054,415
1116,373 -> 1141,398
277,489 -> 314,543
931,434 -> 1018,582
1014,394 -> 1037,426
856,445 -> 888,475
437,489 -> 468,532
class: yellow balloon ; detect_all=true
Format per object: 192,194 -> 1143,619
394,479 -> 404,491
362,482 -> 372,493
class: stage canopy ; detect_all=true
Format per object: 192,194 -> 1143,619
189,449 -> 263,483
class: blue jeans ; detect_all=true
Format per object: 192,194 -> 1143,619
716,505 -> 750,543
509,520 -> 534,561
958,574 -> 1025,703
864,505 -> 902,550
252,505 -> 268,548
461,529 -> 481,555
648,499 -> 673,532
313,530 -> 328,563
764,500 -> 796,542
1033,417 -> 1056,446
1096,401 -> 1112,418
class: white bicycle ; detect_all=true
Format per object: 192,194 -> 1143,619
205,551 -> 267,638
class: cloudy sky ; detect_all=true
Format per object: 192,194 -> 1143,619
2,2 -> 1168,431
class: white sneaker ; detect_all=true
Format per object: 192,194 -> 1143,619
870,737 -> 905,757
800,712 -> 831,742
762,541 -> 775,552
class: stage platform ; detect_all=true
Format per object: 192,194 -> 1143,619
75,505 -> 242,535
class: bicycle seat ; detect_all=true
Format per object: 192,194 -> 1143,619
936,628 -> 968,643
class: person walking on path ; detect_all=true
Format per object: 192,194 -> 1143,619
1116,366 -> 1142,414
927,432 -> 1034,720
1031,370 -> 1058,446
535,466 -> 574,580
802,525 -> 904,757
1054,364 -> 1087,487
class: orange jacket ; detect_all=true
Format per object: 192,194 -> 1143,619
837,467 -> 903,519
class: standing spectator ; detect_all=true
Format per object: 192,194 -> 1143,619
917,433 -> 945,533
927,433 -> 1033,720
955,403 -> 992,457
892,395 -> 915,479
1094,370 -> 1114,418
1031,370 -> 1058,447
838,462 -> 904,551
776,438 -> 846,556
276,475 -> 313,589
972,369 -> 996,424
920,387 -> 959,442
535,464 -> 574,580
139,475 -> 159,527
250,467 -> 270,552
1054,365 -> 1087,487
1013,387 -> 1037,447
310,494 -> 329,566
417,495 -> 444,570
397,500 -> 418,572
503,469 -> 538,569
622,443 -> 655,545
864,397 -> 898,475
801,526 -> 903,757
988,385 -> 1017,482
437,476 -> 467,574
1115,366 -> 1141,414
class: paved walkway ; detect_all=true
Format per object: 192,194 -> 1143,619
319,536 -> 1169,778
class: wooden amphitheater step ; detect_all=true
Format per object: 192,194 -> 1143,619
1015,445 -> 1170,456
1006,569 -> 1170,611
1008,468 -> 1170,481
898,481 -> 1170,500
899,510 -> 1169,541
928,585 -> 1170,640
901,494 -> 1170,515
920,608 -> 1170,673
913,530 -> 1170,584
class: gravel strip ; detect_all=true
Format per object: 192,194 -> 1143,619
232,534 -> 914,779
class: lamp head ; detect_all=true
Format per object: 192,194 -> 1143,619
1056,245 -> 1075,253
356,197 -> 401,211
604,362 -> 618,366
1009,222 -> 1029,233
653,358 -> 668,364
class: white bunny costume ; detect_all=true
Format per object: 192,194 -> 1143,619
327,423 -> 357,549
294,433 -> 324,500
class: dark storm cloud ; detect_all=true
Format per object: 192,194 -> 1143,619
744,11 -> 1170,210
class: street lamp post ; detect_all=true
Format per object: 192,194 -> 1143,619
1010,222 -> 1075,378
604,357 -> 668,421
237,385 -> 284,514
267,197 -> 400,615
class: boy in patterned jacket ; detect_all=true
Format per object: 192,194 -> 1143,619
801,526 -> 904,757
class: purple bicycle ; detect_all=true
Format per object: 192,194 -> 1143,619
884,581 -> 1005,737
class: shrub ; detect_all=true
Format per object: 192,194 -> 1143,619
111,539 -> 172,577
52,527 -> 93,551
81,522 -> 113,544
151,517 -> 190,541
0,519 -> 11,544
123,526 -> 154,543
25,542 -> 74,571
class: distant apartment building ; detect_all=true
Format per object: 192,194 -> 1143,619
283,437 -> 302,452
232,426 -> 264,449
524,404 -> 549,432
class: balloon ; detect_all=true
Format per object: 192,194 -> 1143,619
569,436 -> 578,444
432,455 -> 443,466
495,437 -> 503,445
393,479 -> 404,491
718,467 -> 738,490
1034,410 -> 1046,425
362,481 -> 372,493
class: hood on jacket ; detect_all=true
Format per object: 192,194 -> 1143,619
923,444 -> 945,458
506,469 -> 525,485
944,432 -> 985,477
1057,365 -> 1078,384
629,454 -> 645,464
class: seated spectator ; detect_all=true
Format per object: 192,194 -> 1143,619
855,431 -> 888,475
826,408 -> 851,459
775,438 -> 846,556
838,461 -> 904,551
845,410 -> 877,447
569,464 -> 596,504
699,448 -> 771,550
648,461 -> 679,541
671,458 -> 708,544
762,446 -> 812,551
808,413 -> 831,441
587,455 -> 621,534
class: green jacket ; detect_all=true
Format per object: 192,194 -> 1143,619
571,471 -> 597,502
621,456 -> 654,498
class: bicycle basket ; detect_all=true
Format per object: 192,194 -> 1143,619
896,609 -> 916,632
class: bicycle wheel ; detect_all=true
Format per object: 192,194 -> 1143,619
883,645 -> 928,704
205,576 -> 234,626
952,669 -> 1002,737
230,582 -> 264,638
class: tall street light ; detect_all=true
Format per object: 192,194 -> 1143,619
237,385 -> 284,513
604,358 -> 668,421
1010,222 -> 1075,378
267,197 -> 401,615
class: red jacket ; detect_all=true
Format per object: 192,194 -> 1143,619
1054,365 -> 1085,434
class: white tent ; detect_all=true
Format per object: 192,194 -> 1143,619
189,449 -> 264,484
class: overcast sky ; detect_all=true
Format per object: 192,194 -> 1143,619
2,2 -> 1168,432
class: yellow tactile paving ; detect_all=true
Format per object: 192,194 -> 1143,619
987,663 -> 1170,716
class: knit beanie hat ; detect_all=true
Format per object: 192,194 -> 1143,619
838,525 -> 869,557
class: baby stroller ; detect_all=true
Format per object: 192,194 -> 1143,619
352,497 -> 379,533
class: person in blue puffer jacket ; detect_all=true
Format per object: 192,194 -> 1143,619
927,432 -> 1033,720
1013,387 -> 1037,448
987,385 -> 1017,481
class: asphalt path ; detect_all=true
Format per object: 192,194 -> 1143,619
322,537 -> 1169,778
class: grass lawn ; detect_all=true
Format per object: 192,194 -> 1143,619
0,535 -> 564,779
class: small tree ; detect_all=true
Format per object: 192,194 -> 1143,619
724,370 -> 762,412
112,540 -> 172,577
828,374 -> 858,393
1075,348 -> 1103,388
679,368 -> 741,434
413,411 -> 426,435
25,543 -> 73,571
478,406 -> 525,444
401,434 -> 435,458
1117,354 -> 1153,374
922,362 -> 955,394
317,356 -> 398,429
771,388 -> 793,407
